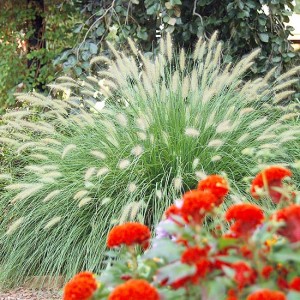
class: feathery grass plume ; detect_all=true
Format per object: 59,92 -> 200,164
0,33 -> 299,287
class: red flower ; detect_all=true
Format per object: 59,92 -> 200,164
246,289 -> 286,300
225,204 -> 264,238
231,262 -> 257,290
181,190 -> 217,223
226,289 -> 238,300
63,272 -> 97,300
107,222 -> 151,248
290,277 -> 300,291
181,246 -> 211,279
261,265 -> 273,279
274,205 -> 300,243
251,166 -> 292,203
165,204 -> 182,221
277,277 -> 289,290
197,175 -> 229,205
109,279 -> 159,300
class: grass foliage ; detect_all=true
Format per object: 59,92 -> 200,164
0,33 -> 299,285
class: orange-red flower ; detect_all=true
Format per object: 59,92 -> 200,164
225,204 -> 264,238
261,265 -> 273,279
231,262 -> 257,290
290,277 -> 300,291
63,272 -> 97,300
181,246 -> 210,279
198,175 -> 229,205
274,205 -> 300,243
251,166 -> 292,203
108,279 -> 159,300
107,222 -> 151,248
246,289 -> 286,300
165,204 -> 181,219
181,190 -> 217,223
226,289 -> 238,300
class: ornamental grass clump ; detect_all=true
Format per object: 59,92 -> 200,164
65,166 -> 300,299
0,33 -> 300,285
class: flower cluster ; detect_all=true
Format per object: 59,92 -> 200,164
64,166 -> 300,299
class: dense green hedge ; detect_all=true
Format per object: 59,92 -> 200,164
59,0 -> 299,81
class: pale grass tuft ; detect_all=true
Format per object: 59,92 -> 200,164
41,138 -> 62,146
131,145 -> 144,157
97,167 -> 109,177
128,183 -> 137,193
192,158 -> 200,170
207,139 -> 224,148
84,181 -> 95,189
29,153 -> 49,160
45,171 -> 63,179
179,48 -> 185,71
136,116 -> 149,131
0,137 -> 20,146
155,189 -> 163,200
11,184 -> 44,203
249,117 -> 268,129
118,159 -> 131,170
78,197 -> 92,208
191,69 -> 198,91
182,76 -> 190,99
173,177 -> 183,191
273,79 -> 298,92
116,113 -> 128,127
137,131 -> 147,141
2,110 -> 32,120
129,201 -> 144,220
216,120 -> 232,133
101,197 -> 111,205
211,155 -> 222,162
43,190 -> 61,202
237,133 -> 250,143
274,90 -> 295,104
90,55 -> 111,66
5,183 -> 37,191
25,165 -> 45,173
239,107 -> 255,116
185,127 -> 200,137
90,150 -> 106,160
193,37 -> 203,60
0,174 -> 12,181
62,144 -> 77,159
195,171 -> 207,180
84,167 -> 96,181
44,216 -> 62,229
74,190 -> 89,200
39,176 -> 56,184
166,33 -> 173,62
171,70 -> 179,92
6,217 -> 25,235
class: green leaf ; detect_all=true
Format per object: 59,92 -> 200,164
156,261 -> 196,284
259,33 -> 269,43
90,43 -> 98,54
287,291 -> 300,300
271,250 -> 300,263
144,239 -> 184,262
218,237 -> 238,250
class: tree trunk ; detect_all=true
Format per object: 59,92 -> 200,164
26,0 -> 45,89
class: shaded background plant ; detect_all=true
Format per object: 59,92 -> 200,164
0,35 -> 299,286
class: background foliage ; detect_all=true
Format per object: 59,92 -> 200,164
58,0 -> 299,81
0,0 -> 81,111
0,0 -> 299,111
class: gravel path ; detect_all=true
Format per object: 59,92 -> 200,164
0,288 -> 61,300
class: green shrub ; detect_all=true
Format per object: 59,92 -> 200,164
0,34 -> 299,285
59,0 -> 298,81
